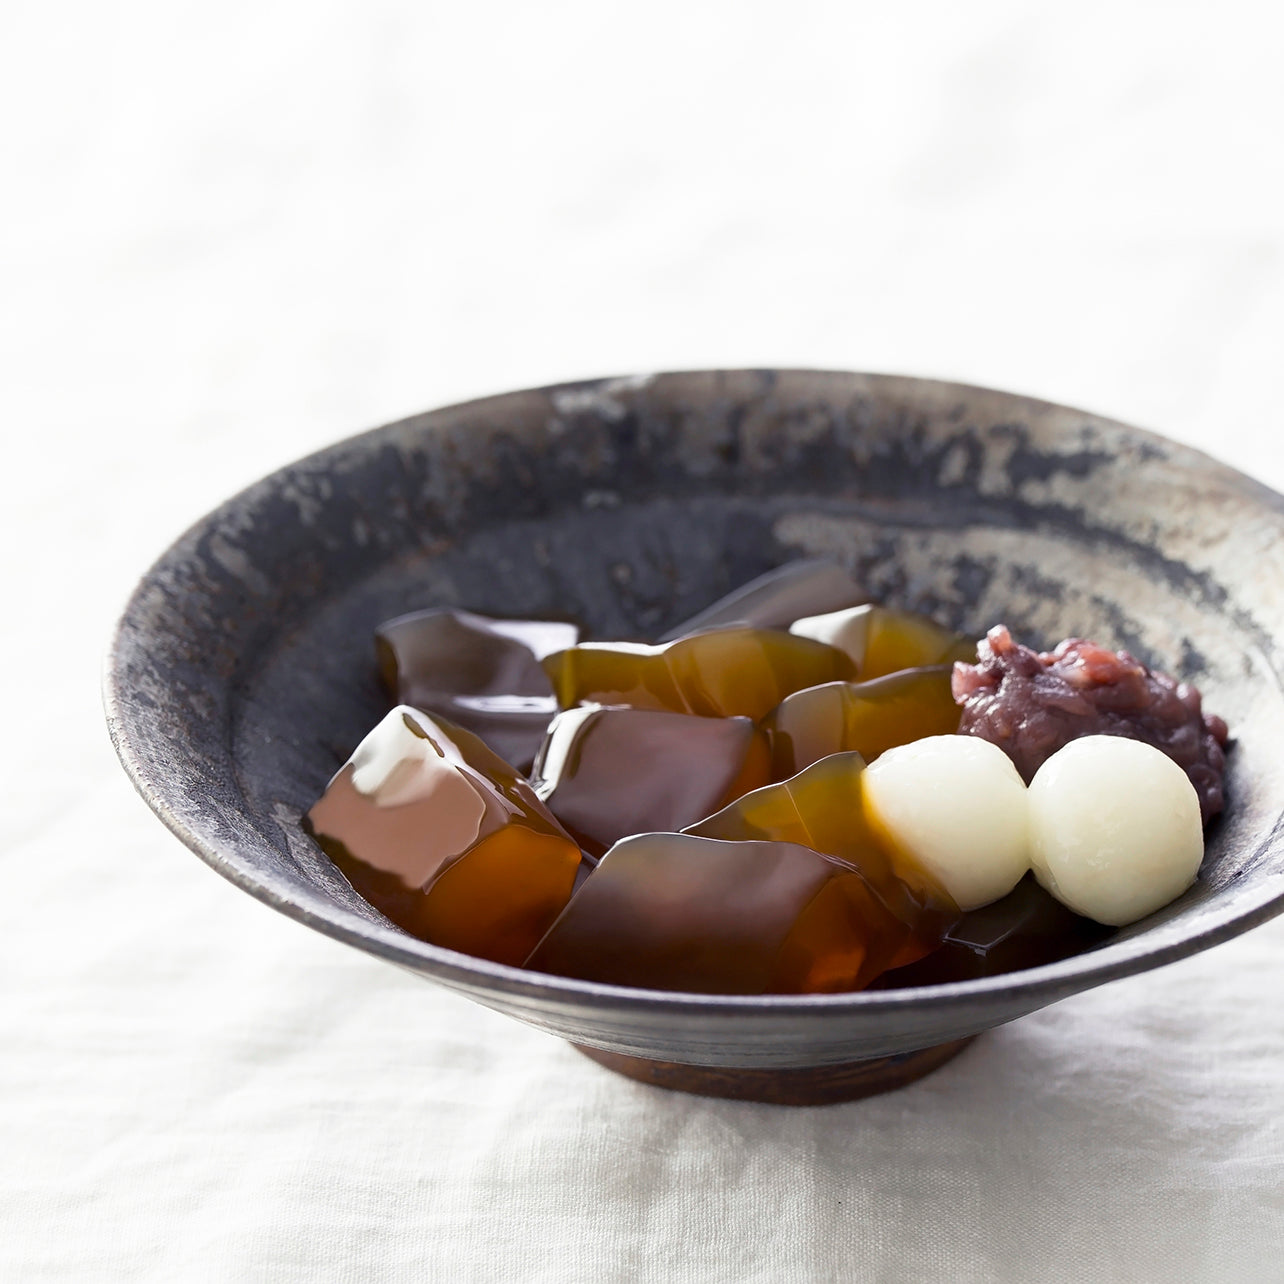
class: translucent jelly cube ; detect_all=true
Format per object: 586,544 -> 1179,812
375,609 -> 579,770
542,627 -> 855,722
790,604 -> 975,679
685,752 -> 958,966
524,832 -> 913,994
765,666 -> 961,777
873,875 -> 1111,987
305,706 -> 581,966
532,706 -> 771,856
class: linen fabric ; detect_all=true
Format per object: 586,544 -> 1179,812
3,2 -> 1283,1278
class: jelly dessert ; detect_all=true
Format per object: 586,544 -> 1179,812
305,559 -> 1229,996
684,751 -> 955,968
872,875 -> 1112,987
375,608 -> 578,770
765,666 -> 961,777
953,625 -> 1228,821
542,627 -> 855,722
790,603 -> 976,679
524,832 -> 914,994
659,558 -> 863,641
304,705 -> 581,966
532,706 -> 771,857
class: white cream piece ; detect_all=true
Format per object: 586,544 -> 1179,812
863,734 -> 1031,910
789,605 -> 872,667
1027,736 -> 1204,926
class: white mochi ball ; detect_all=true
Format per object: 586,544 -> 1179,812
862,735 -> 1031,910
1027,736 -> 1204,926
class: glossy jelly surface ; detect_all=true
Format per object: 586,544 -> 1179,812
872,874 -> 1112,987
525,832 -> 914,995
375,609 -> 578,769
686,752 -> 957,968
305,706 -> 581,966
765,666 -> 962,777
532,706 -> 771,857
543,627 -> 855,721
791,604 -> 975,679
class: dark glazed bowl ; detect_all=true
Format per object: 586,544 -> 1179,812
105,371 -> 1284,1100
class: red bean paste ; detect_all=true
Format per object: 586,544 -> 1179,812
952,625 -> 1229,822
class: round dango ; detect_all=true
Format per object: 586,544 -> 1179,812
1026,735 -> 1204,926
862,735 -> 1031,911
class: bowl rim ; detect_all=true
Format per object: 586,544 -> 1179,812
103,367 -> 1284,1018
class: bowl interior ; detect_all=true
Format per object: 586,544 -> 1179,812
106,370 -> 1284,1068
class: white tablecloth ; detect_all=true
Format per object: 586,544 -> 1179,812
4,3 -> 1283,1279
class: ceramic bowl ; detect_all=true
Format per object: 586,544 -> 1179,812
105,371 -> 1284,1103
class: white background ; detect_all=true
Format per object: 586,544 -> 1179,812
3,2 -> 1283,1280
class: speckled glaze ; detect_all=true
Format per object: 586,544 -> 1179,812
105,371 -> 1284,1074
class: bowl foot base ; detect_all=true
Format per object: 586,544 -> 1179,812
571,1035 -> 978,1105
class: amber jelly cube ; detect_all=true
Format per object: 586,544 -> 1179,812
305,706 -> 581,966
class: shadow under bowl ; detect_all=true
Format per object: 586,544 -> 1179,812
105,370 -> 1284,1103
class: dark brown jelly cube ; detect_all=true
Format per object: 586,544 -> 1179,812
524,832 -> 914,995
872,874 -> 1113,987
304,706 -> 581,966
375,609 -> 579,770
685,752 -> 957,967
531,706 -> 771,857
